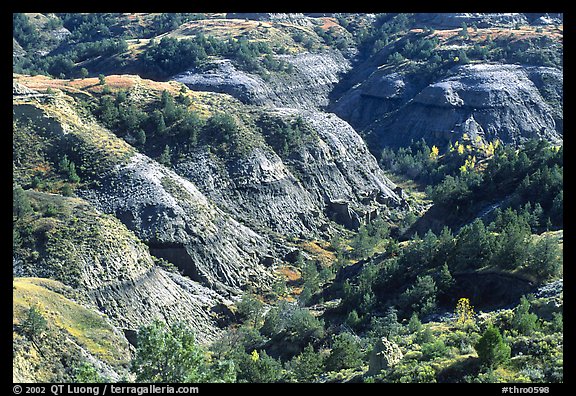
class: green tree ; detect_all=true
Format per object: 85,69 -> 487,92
261,301 -> 324,345
454,218 -> 493,270
345,310 -> 362,329
236,293 -> 264,327
512,296 -> 539,336
234,349 -> 283,383
20,304 -> 48,343
158,145 -> 171,166
421,338 -> 449,360
475,325 -> 511,368
58,154 -> 81,183
97,95 -> 119,128
407,312 -> 422,333
325,332 -> 364,371
160,90 -> 178,124
13,185 -> 32,220
527,235 -> 562,279
131,320 -> 222,383
298,260 -> 321,306
204,112 -> 238,147
398,275 -> 437,317
491,214 -> 531,270
288,343 -> 325,382
380,306 -> 403,338
150,110 -> 167,136
135,129 -> 147,147
351,224 -> 374,259
177,111 -> 204,147
73,362 -> 106,383
436,262 -> 455,295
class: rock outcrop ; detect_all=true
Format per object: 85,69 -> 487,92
11,190 -> 229,344
174,108 -> 403,236
226,13 -> 314,26
414,13 -> 529,29
335,63 -> 563,149
78,152 -> 274,296
13,93 -> 274,343
173,50 -> 350,110
368,337 -> 404,375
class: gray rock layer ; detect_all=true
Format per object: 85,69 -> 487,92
336,63 -> 562,148
414,13 -> 529,28
79,152 -> 274,296
174,109 -> 402,236
173,50 -> 350,110
89,266 -> 228,343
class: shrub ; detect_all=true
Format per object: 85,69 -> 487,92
397,275 -> 437,317
407,312 -> 422,333
131,320 -> 233,383
512,296 -> 539,336
383,361 -> 437,383
73,362 -> 106,383
234,349 -> 283,383
325,333 -> 364,371
421,339 -> 450,360
260,301 -> 324,351
475,326 -> 511,368
13,185 -> 32,220
527,236 -> 562,280
236,293 -> 264,327
21,304 -> 48,343
288,344 -> 325,382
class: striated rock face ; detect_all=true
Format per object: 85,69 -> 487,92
173,50 -> 350,109
88,266 -> 229,342
13,95 -> 276,345
226,13 -> 314,26
336,63 -> 563,149
414,13 -> 529,28
173,60 -> 274,106
175,146 -> 323,238
12,190 -> 229,344
78,152 -> 274,296
174,108 -> 402,236
297,110 -> 400,204
13,75 -> 405,351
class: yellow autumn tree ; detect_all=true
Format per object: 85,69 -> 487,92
455,297 -> 475,326
430,145 -> 439,160
484,141 -> 495,156
457,142 -> 465,155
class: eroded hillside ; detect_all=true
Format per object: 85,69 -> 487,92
13,12 -> 563,384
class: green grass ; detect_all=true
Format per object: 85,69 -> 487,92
15,190 -> 154,288
13,277 -> 131,366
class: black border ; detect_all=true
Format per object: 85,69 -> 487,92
8,3 -> 572,391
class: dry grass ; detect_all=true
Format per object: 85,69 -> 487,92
423,24 -> 563,44
13,277 -> 130,365
318,17 -> 340,31
300,240 -> 337,267
166,18 -> 274,40
275,266 -> 301,282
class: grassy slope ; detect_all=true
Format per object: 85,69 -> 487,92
13,277 -> 131,382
